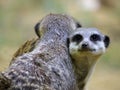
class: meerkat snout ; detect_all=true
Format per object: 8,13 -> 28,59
81,42 -> 88,48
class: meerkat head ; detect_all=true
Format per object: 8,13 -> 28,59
34,14 -> 81,38
68,28 -> 110,58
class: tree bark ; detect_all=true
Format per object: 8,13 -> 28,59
0,14 -> 79,90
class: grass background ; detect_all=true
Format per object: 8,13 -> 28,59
0,0 -> 120,89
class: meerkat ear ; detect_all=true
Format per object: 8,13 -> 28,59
34,22 -> 41,38
104,35 -> 110,48
67,37 -> 70,48
76,21 -> 82,28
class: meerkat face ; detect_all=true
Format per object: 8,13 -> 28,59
68,28 -> 110,57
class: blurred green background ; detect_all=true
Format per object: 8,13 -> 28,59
0,0 -> 120,90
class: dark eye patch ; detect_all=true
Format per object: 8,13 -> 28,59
90,34 -> 101,41
72,34 -> 83,43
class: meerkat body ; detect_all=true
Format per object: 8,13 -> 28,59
68,28 -> 110,90
1,14 -> 81,90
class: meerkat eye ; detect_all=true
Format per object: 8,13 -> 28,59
72,34 -> 83,43
90,34 -> 101,41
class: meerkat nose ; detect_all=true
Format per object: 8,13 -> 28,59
82,42 -> 88,49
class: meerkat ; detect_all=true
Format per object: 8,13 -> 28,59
0,14 -> 82,90
68,28 -> 110,90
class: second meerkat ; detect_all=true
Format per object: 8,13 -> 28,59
68,28 -> 110,90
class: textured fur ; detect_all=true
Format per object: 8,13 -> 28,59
1,14 -> 80,90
